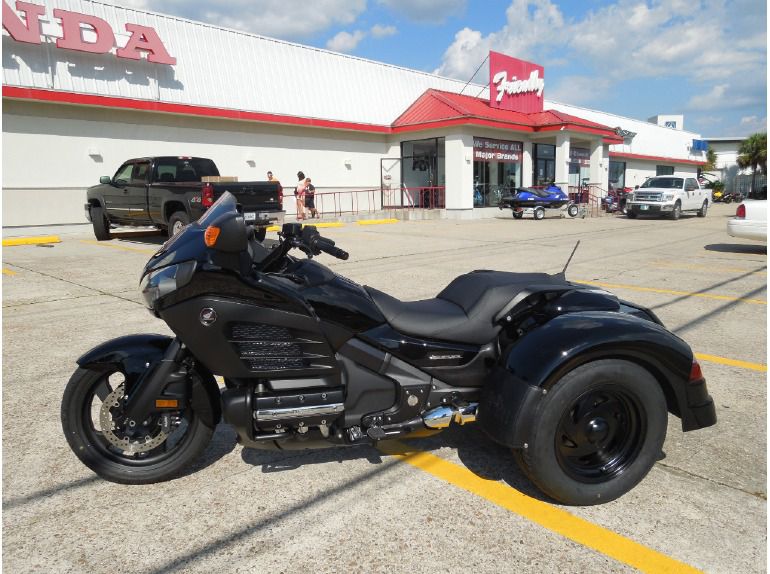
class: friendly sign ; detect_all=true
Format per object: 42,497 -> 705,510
488,51 -> 544,114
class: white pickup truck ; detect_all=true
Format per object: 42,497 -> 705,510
626,175 -> 709,220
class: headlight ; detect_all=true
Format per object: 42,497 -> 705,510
663,193 -> 674,201
140,261 -> 197,310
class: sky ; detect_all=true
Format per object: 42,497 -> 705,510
112,0 -> 767,137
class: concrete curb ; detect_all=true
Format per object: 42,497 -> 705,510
356,219 -> 399,225
2,235 -> 61,246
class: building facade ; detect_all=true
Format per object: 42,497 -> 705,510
2,0 -> 708,226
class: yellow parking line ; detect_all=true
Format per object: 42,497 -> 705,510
3,268 -> 17,276
695,353 -> 767,372
79,240 -> 156,254
2,235 -> 61,246
357,219 -> 399,226
379,442 -> 701,574
576,280 -> 766,305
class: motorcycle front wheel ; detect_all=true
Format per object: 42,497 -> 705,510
61,367 -> 213,484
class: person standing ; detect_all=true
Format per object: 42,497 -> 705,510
266,170 -> 283,201
295,171 -> 307,220
304,177 -> 318,218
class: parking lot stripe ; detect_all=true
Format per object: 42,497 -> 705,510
2,268 -> 17,276
79,240 -> 156,254
2,235 -> 61,246
379,441 -> 702,574
695,353 -> 767,372
576,280 -> 767,305
358,218 -> 399,225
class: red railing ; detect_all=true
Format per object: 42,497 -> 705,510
384,186 -> 446,209
289,188 -> 379,218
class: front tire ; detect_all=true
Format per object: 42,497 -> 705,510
514,359 -> 667,505
168,211 -> 191,237
567,204 -> 579,218
626,210 -> 637,219
61,367 -> 213,484
92,206 -> 111,241
670,201 -> 682,220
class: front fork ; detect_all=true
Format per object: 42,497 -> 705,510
122,338 -> 188,421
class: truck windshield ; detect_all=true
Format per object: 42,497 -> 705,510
640,177 -> 683,189
153,158 -> 220,183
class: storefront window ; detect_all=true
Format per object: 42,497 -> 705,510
400,137 -> 445,207
568,148 -> 590,188
472,137 -> 522,207
534,144 -> 555,187
656,165 -> 674,176
609,160 -> 626,191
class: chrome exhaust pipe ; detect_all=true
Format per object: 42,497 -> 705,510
422,402 -> 478,429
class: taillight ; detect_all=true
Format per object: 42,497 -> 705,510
689,358 -> 704,382
736,204 -> 746,218
202,183 -> 215,208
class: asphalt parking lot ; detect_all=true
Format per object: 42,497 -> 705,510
2,203 -> 766,573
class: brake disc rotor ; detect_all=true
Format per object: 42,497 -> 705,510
99,383 -> 168,454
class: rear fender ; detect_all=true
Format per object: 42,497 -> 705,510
76,334 -> 221,428
478,311 -> 715,448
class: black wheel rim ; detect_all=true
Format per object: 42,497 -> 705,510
555,385 -> 646,483
80,370 -> 194,467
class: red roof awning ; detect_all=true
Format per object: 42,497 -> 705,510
392,89 -> 624,143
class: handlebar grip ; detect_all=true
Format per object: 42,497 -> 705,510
316,237 -> 349,260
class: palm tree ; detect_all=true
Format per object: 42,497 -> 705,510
737,132 -> 767,195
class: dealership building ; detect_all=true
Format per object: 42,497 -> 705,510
2,0 -> 709,226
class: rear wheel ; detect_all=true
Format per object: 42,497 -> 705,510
168,211 -> 191,237
567,204 -> 579,218
513,359 -> 667,505
697,200 -> 708,217
92,206 -> 111,241
61,367 -> 213,484
533,206 -> 545,220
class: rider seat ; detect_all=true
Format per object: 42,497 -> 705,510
365,270 -> 568,344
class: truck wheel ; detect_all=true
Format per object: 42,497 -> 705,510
513,359 -> 667,505
533,207 -> 545,220
697,200 -> 708,217
567,204 -> 579,218
168,212 -> 190,237
626,210 -> 637,219
92,206 -> 111,241
670,201 -> 682,220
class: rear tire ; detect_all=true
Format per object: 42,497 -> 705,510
697,200 -> 708,217
61,367 -> 213,484
168,211 -> 191,237
533,206 -> 545,220
513,359 -> 667,505
92,206 -> 111,241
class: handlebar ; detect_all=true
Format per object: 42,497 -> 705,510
312,236 -> 349,261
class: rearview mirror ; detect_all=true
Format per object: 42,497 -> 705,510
100,176 -> 111,184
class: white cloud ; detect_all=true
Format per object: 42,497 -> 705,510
109,0 -> 367,41
377,0 -> 465,23
370,24 -> 397,38
326,30 -> 366,53
739,115 -> 767,133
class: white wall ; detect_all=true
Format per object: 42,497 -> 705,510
3,100 -> 390,225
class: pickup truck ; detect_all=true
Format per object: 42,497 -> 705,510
85,157 -> 284,240
626,175 -> 709,220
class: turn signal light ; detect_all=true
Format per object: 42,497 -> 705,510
689,359 -> 704,382
155,399 -> 179,408
204,226 -> 220,247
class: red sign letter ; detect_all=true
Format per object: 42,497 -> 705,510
117,24 -> 176,65
54,8 -> 115,54
2,0 -> 45,44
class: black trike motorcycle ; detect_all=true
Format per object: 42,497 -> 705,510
62,193 -> 716,505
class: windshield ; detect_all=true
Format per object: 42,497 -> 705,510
198,191 -> 237,226
641,177 -> 683,189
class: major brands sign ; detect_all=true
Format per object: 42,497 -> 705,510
488,51 -> 544,114
473,137 -> 522,163
2,0 -> 176,64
